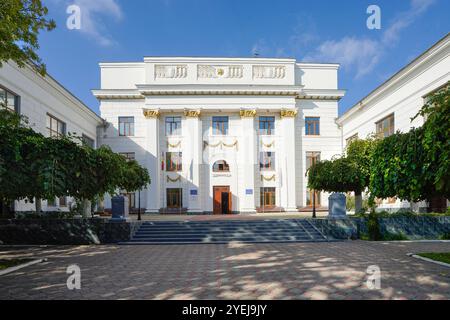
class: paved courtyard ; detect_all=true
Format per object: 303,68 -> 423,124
0,241 -> 449,300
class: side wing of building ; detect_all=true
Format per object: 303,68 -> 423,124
0,61 -> 103,212
338,34 -> 450,146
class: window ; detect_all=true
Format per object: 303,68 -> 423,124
0,87 -> 19,112
306,152 -> 321,171
212,116 -> 229,135
306,189 -> 321,207
346,134 -> 359,146
119,117 -> 135,136
165,116 -> 182,136
305,117 -> 320,136
213,160 -> 230,172
166,152 -> 182,172
259,116 -> 275,135
260,152 -> 275,171
82,134 -> 95,148
167,188 -> 182,208
59,197 -> 67,207
119,152 -> 136,161
376,114 -> 395,138
46,114 -> 66,138
260,187 -> 276,208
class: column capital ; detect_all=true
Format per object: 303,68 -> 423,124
143,109 -> 160,118
239,109 -> 257,118
184,110 -> 201,118
280,109 -> 298,118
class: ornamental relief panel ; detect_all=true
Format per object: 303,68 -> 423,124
155,65 -> 188,79
198,65 -> 243,79
253,65 -> 286,79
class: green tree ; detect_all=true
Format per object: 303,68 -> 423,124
0,0 -> 56,75
0,109 -> 151,217
414,83 -> 449,199
370,84 -> 449,211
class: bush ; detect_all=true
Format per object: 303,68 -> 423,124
439,233 -> 450,240
14,211 -> 76,220
382,232 -> 409,241
367,211 -> 382,241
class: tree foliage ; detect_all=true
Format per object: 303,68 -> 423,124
415,83 -> 449,197
369,128 -> 428,202
308,157 -> 364,194
369,83 -> 449,202
0,108 -> 151,211
0,0 -> 56,75
307,137 -> 378,195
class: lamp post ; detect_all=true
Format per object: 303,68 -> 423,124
137,189 -> 142,221
312,190 -> 317,219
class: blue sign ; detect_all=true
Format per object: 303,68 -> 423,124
246,189 -> 253,195
190,189 -> 198,196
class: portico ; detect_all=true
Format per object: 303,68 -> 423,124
93,57 -> 345,214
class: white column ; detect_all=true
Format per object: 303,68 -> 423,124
281,109 -> 298,212
185,110 -> 202,213
144,109 -> 161,213
240,110 -> 257,213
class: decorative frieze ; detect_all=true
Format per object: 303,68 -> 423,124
261,141 -> 275,148
143,109 -> 160,118
203,140 -> 239,151
155,65 -> 187,79
253,65 -> 286,79
184,110 -> 201,118
239,109 -> 257,118
166,175 -> 181,183
167,141 -> 182,148
198,65 -> 243,79
280,109 -> 298,118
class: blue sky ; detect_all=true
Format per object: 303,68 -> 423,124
39,0 -> 449,115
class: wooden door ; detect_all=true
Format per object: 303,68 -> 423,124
213,186 -> 231,215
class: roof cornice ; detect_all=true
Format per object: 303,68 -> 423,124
134,84 -> 303,96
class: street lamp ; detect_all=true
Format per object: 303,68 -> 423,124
137,189 -> 141,221
312,190 -> 317,219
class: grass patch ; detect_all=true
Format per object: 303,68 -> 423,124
417,253 -> 450,264
0,259 -> 33,271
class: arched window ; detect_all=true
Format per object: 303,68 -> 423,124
213,160 -> 230,172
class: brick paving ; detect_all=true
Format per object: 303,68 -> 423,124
0,241 -> 449,300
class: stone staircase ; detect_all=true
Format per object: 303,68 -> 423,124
125,219 -> 328,244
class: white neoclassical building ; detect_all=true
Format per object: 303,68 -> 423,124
93,57 -> 345,214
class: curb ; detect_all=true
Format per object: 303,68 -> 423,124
0,258 -> 47,276
407,253 -> 450,268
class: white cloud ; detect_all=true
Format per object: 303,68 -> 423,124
48,0 -> 123,46
382,0 -> 435,45
304,0 -> 435,78
74,0 -> 123,46
304,37 -> 382,78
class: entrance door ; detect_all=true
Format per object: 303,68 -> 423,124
213,186 -> 231,215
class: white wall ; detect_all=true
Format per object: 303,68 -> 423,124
97,57 -> 343,213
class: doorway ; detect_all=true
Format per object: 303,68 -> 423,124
213,186 -> 231,215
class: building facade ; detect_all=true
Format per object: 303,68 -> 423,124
0,61 -> 103,212
94,57 -> 345,214
337,33 -> 450,211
